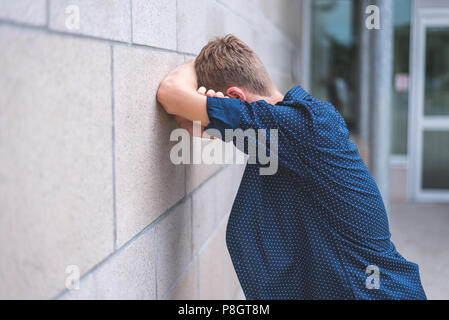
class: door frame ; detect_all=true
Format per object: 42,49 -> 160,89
408,5 -> 449,202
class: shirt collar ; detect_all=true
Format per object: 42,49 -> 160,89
282,85 -> 311,102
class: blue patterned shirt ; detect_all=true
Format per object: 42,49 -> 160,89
205,86 -> 426,300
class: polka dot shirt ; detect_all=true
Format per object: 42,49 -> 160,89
205,86 -> 427,300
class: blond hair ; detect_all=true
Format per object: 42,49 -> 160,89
195,35 -> 272,95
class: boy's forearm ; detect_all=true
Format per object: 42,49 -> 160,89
157,60 -> 210,126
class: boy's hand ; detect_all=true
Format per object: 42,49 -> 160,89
157,60 -> 210,126
197,86 -> 229,99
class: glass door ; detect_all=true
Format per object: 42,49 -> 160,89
409,7 -> 449,202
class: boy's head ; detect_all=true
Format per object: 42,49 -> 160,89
195,35 -> 275,101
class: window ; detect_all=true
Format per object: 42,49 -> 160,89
392,0 -> 412,155
310,0 -> 412,155
311,0 -> 357,132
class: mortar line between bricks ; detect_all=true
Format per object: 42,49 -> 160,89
193,207 -> 230,258
129,0 -> 133,44
175,0 -> 179,52
186,163 -> 235,197
154,221 -> 158,300
0,19 -> 196,56
157,164 -> 234,298
53,200 -> 180,299
53,164 -> 231,299
214,0 -> 254,29
163,200 -> 233,300
216,0 -> 296,55
52,184 -> 204,300
0,19 -> 294,74
46,0 -> 50,28
110,45 -> 118,251
213,0 -> 292,46
197,249 -> 201,299
190,174 -> 193,257
160,247 -> 196,300
162,210 -> 231,300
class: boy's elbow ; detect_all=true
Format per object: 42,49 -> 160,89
157,79 -> 176,114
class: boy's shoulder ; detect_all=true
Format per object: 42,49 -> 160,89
282,85 -> 314,103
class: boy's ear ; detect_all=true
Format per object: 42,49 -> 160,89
226,87 -> 247,101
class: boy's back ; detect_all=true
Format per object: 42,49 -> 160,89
205,85 -> 427,299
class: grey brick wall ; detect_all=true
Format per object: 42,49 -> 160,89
0,0 -> 302,299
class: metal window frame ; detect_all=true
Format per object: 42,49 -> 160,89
408,3 -> 449,202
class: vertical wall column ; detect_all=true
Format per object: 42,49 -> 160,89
368,0 -> 394,206
355,0 -> 372,146
298,0 -> 311,91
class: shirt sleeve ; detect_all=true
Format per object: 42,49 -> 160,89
204,96 -> 311,177
205,96 -> 290,135
204,97 -> 244,134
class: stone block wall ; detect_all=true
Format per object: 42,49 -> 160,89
0,0 -> 302,299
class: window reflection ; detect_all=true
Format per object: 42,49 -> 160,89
425,27 -> 449,116
392,0 -> 411,155
311,0 -> 356,132
422,131 -> 449,189
310,0 -> 412,154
